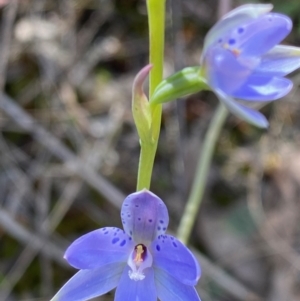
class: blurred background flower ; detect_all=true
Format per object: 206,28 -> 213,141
202,4 -> 300,128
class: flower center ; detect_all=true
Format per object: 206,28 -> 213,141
127,244 -> 153,281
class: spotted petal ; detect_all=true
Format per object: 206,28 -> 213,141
215,89 -> 268,128
155,268 -> 201,301
231,75 -> 293,101
115,266 -> 157,301
255,45 -> 300,76
121,190 -> 169,245
50,262 -> 124,301
202,4 -> 273,58
151,235 -> 200,286
64,227 -> 134,269
232,13 -> 292,57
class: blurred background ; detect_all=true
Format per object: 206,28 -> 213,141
0,0 -> 300,300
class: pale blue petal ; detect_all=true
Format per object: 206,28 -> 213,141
121,190 -> 169,245
223,4 -> 273,19
50,262 -> 124,301
151,235 -> 200,286
155,268 -> 201,301
232,75 -> 293,101
64,227 -> 134,269
235,13 -> 292,57
255,45 -> 300,76
202,4 -> 273,59
204,47 -> 256,94
215,89 -> 269,128
115,266 -> 157,301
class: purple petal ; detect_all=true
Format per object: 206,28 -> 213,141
64,227 -> 134,269
202,4 -> 273,59
121,190 -> 169,245
205,47 -> 257,94
231,13 -> 292,57
115,266 -> 157,301
231,75 -> 293,101
151,235 -> 200,286
255,45 -> 300,76
50,262 -> 124,301
215,89 -> 269,128
155,268 -> 201,301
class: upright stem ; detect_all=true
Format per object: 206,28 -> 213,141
136,0 -> 166,191
177,104 -> 228,244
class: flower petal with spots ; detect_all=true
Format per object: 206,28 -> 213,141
121,190 -> 169,245
151,235 -> 200,286
65,227 -> 134,269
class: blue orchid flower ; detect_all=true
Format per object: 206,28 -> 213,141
51,190 -> 201,301
201,3 -> 300,128
150,4 -> 300,128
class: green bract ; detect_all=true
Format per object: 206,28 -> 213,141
132,65 -> 152,142
150,66 -> 209,106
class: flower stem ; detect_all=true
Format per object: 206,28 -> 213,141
177,104 -> 228,244
136,0 -> 166,191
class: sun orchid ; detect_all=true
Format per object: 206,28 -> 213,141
201,3 -> 300,128
51,190 -> 201,301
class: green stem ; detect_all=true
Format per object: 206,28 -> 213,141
136,0 -> 166,191
147,0 -> 165,97
177,104 -> 228,244
136,140 -> 156,191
